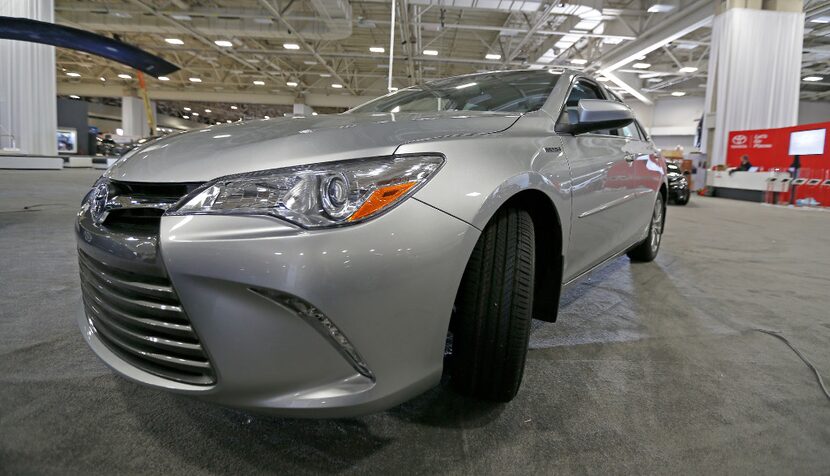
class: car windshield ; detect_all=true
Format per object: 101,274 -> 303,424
349,70 -> 562,114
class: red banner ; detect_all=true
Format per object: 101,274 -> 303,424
727,121 -> 830,205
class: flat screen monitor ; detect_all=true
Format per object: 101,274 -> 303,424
56,127 -> 78,154
788,128 -> 826,156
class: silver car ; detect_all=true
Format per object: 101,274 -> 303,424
76,69 -> 666,417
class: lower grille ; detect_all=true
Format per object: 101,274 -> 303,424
78,249 -> 215,385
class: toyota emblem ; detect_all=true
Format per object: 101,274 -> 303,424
90,181 -> 110,225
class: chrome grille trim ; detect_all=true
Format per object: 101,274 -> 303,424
79,249 -> 215,385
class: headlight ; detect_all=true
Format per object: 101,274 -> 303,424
167,154 -> 445,228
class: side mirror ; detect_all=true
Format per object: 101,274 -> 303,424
555,99 -> 635,135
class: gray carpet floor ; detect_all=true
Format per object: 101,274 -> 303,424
1,169 -> 829,474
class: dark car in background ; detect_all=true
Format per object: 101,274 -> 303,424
667,161 -> 690,205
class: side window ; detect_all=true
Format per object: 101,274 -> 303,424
618,122 -> 640,140
559,80 -> 608,133
635,121 -> 650,141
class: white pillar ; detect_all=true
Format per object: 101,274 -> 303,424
293,103 -> 314,117
0,0 -> 57,155
122,96 -> 156,138
703,1 -> 804,165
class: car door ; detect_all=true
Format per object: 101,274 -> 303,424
615,120 -> 663,247
556,79 -> 640,282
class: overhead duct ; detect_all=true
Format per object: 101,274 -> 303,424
407,0 -> 543,12
56,3 -> 352,41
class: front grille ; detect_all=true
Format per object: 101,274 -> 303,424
101,180 -> 202,234
78,249 -> 215,385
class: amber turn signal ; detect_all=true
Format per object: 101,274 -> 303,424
348,181 -> 417,221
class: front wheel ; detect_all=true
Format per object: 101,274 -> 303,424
448,207 -> 535,402
627,193 -> 664,262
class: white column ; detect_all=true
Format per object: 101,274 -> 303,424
293,103 -> 314,117
703,2 -> 804,165
0,0 -> 57,155
121,96 -> 156,138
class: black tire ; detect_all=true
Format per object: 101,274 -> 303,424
449,207 -> 535,402
676,190 -> 690,206
627,193 -> 665,262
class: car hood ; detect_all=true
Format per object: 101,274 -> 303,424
105,111 -> 521,183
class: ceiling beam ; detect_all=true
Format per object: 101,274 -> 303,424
256,0 -> 357,94
505,1 -> 560,63
593,0 -> 714,74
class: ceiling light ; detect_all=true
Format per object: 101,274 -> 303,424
647,78 -> 662,83
189,77 -> 202,83
253,17 -> 273,24
230,105 -> 238,110
485,53 -> 501,60
675,43 -> 699,50
171,14 -> 191,21
632,63 -> 651,69
455,82 -> 477,90
183,107 -> 191,111
227,119 -> 232,123
647,4 -> 676,13
204,109 -> 211,113
214,40 -> 233,47
809,15 -> 830,23
69,95 -> 80,99
320,73 -> 331,77
671,91 -> 686,96
66,72 -> 81,77
369,47 -> 385,53
99,76 -> 106,81
389,87 -> 399,92
639,72 -> 661,78
636,55 -> 647,60
597,76 -> 609,82
264,115 -> 270,120
182,115 -> 190,119
570,58 -> 588,65
117,73 -> 131,79
331,83 -> 343,89
191,112 -> 199,116
312,112 -> 318,116
602,37 -> 624,45
253,80 -> 265,85
286,81 -> 298,87
679,66 -> 698,73
283,43 -> 300,50
158,76 -> 169,81
803,76 -> 823,82
303,60 -> 317,65
165,38 -> 184,45
423,49 -> 438,56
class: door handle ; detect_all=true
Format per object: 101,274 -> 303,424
624,153 -> 636,162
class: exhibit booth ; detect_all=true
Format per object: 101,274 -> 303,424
706,121 -> 830,206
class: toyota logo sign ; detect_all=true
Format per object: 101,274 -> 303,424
731,134 -> 748,146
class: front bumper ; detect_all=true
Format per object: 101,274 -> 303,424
77,198 -> 480,417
